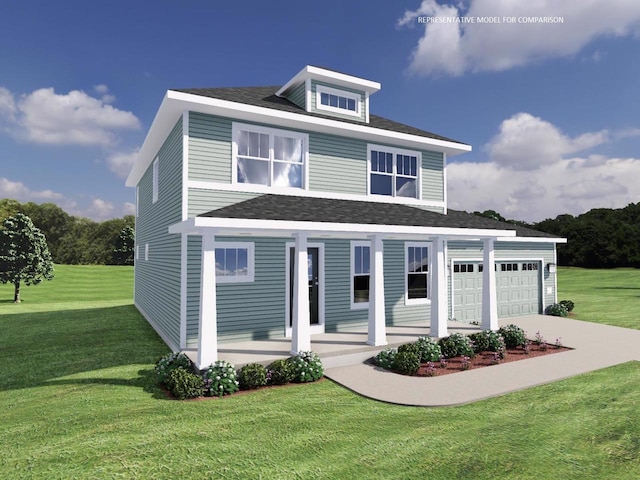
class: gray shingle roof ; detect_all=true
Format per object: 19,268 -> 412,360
198,194 -> 557,238
174,86 -> 466,145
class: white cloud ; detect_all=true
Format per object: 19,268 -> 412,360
85,198 -> 115,220
0,177 -> 64,202
447,114 -> 640,222
123,202 -> 136,216
106,148 -> 139,178
0,86 -> 140,146
399,0 -> 640,76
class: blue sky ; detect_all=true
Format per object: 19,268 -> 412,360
1,0 -> 639,222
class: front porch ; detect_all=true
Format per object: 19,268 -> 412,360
184,320 -> 483,369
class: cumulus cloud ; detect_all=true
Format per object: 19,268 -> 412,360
447,115 -> 640,222
0,177 -> 64,202
0,86 -> 140,146
123,202 -> 136,216
106,148 -> 139,178
85,198 -> 115,220
398,0 -> 640,76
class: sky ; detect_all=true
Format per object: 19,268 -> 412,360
1,0 -> 639,223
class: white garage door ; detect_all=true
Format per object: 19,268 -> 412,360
452,261 -> 541,323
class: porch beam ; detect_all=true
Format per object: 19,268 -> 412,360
367,235 -> 387,346
481,238 -> 499,331
197,233 -> 218,369
429,237 -> 448,338
291,233 -> 311,354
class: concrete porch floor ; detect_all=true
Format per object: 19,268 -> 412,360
184,320 -> 483,369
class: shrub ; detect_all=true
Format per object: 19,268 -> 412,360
559,300 -> 575,313
203,360 -> 239,397
498,324 -> 527,348
155,352 -> 193,385
468,330 -> 505,353
374,348 -> 398,369
165,368 -> 204,400
267,358 -> 295,385
392,350 -> 420,375
398,342 -> 421,356
545,303 -> 569,317
237,363 -> 268,390
438,333 -> 474,358
288,351 -> 324,383
415,336 -> 442,362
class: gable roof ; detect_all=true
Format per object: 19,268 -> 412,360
198,194 -> 559,239
174,86 -> 465,145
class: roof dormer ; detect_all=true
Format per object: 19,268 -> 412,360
276,65 -> 381,123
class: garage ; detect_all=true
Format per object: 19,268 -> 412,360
452,261 -> 542,323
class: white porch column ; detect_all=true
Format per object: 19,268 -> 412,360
367,235 -> 387,346
291,233 -> 311,354
482,238 -> 499,331
429,237 -> 448,338
197,233 -> 218,370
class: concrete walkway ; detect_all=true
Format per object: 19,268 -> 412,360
324,315 -> 640,407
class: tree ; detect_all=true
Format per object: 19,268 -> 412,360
0,213 -> 54,303
113,226 -> 135,265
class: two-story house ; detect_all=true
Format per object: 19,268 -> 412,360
126,65 -> 565,369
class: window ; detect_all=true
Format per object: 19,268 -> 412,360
233,123 -> 307,189
522,262 -> 539,271
351,241 -> 370,309
136,245 -> 139,261
214,242 -> 255,283
406,243 -> 429,304
500,263 -> 519,272
152,158 -> 159,204
368,145 -> 420,199
316,85 -> 360,116
144,243 -> 149,261
454,263 -> 475,273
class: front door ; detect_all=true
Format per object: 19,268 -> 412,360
289,247 -> 319,327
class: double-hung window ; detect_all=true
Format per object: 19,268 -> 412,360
405,243 -> 429,305
351,241 -> 370,309
214,242 -> 255,283
369,145 -> 420,199
233,123 -> 307,189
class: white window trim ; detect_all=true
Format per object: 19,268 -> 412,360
144,243 -> 149,261
136,244 -> 139,261
367,144 -> 422,200
350,240 -> 371,310
315,85 -> 361,117
214,241 -> 255,284
405,242 -> 431,306
231,122 -> 309,192
152,157 -> 159,204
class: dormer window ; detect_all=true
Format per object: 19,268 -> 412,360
316,85 -> 360,117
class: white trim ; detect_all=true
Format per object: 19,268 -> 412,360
276,65 -> 381,98
213,241 -> 255,283
152,157 -> 159,204
285,242 -> 325,337
182,111 -> 189,221
144,243 -> 149,261
367,234 -> 387,346
497,236 -> 567,244
231,122 -> 309,190
315,84 -> 361,117
364,92 -> 370,123
136,244 -> 139,260
179,233 -> 188,349
553,246 -> 558,304
429,237 -> 448,338
305,78 -> 312,112
367,144 -> 422,200
197,234 -> 218,368
135,186 -> 139,217
442,152 -> 448,214
350,240 -> 371,310
187,180 -> 445,210
135,302 -> 180,352
404,242 -> 431,306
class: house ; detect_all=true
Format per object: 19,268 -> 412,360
126,65 -> 565,369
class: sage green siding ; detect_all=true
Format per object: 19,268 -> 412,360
421,150 -> 445,202
188,112 -> 232,183
135,118 -> 183,350
308,133 -> 367,195
285,83 -> 306,109
188,188 -> 259,217
310,80 -> 366,122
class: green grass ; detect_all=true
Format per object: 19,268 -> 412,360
558,267 -> 640,330
1,265 -> 639,479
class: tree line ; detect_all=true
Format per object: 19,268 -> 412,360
474,203 -> 640,268
0,199 -> 134,265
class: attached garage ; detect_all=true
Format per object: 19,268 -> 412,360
452,260 -> 542,323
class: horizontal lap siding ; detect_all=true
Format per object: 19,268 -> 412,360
421,150 -> 444,202
188,188 -> 259,217
186,236 -> 287,346
188,112 -> 231,183
135,119 -> 183,350
310,80 -> 366,122
309,134 -> 367,195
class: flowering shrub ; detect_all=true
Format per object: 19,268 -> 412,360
165,368 -> 204,400
438,333 -> 474,358
288,351 -> 324,383
392,350 -> 420,375
154,352 -> 193,385
559,300 -> 575,312
439,356 -> 448,369
267,359 -> 295,385
374,348 -> 397,369
460,356 -> 471,370
498,324 -> 527,348
203,360 -> 239,397
424,362 -> 437,377
415,336 -> 442,362
237,363 -> 268,390
468,330 -> 505,354
545,303 -> 569,317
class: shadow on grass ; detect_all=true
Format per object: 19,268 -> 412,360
0,304 -> 170,396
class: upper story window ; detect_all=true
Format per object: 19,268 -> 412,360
152,157 -> 159,203
316,85 -> 360,117
368,145 -> 420,199
232,123 -> 308,189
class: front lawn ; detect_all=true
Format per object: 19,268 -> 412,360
0,265 -> 639,479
